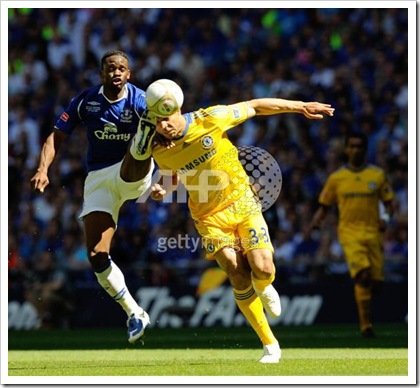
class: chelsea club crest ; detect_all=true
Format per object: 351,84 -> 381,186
201,135 -> 214,149
368,181 -> 378,191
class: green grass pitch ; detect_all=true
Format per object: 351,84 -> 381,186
8,324 -> 408,378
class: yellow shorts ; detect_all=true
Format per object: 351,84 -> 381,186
339,227 -> 384,281
193,194 -> 274,259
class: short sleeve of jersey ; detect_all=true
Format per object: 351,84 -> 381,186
159,167 -> 176,176
200,102 -> 249,132
379,170 -> 394,202
319,174 -> 337,205
54,90 -> 88,134
132,86 -> 147,117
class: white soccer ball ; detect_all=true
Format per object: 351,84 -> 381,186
145,79 -> 184,117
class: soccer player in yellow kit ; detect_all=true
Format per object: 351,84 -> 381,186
310,132 -> 394,338
146,79 -> 334,362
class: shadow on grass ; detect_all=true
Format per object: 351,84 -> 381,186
8,323 -> 408,350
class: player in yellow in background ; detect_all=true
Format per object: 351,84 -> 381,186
145,79 -> 334,363
309,131 -> 394,338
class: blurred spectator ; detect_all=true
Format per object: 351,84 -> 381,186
9,107 -> 40,169
24,251 -> 74,328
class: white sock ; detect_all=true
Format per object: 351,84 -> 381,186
95,260 -> 143,317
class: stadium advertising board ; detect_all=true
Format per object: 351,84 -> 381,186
9,282 -> 407,330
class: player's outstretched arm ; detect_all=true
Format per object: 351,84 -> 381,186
246,98 -> 335,119
30,129 -> 66,193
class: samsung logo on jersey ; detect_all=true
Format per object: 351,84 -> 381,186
343,192 -> 375,198
178,149 -> 217,174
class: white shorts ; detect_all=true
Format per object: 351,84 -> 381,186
79,159 -> 154,224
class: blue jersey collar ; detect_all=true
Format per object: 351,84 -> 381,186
98,84 -> 128,103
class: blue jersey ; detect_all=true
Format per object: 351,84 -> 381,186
55,83 -> 147,172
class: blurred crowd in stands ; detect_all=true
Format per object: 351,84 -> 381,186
8,8 -> 408,324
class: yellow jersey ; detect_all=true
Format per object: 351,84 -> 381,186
152,102 -> 253,219
319,165 -> 394,233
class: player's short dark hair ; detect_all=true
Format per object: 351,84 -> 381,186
100,50 -> 129,69
344,131 -> 368,149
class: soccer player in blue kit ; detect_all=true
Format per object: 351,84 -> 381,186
31,50 -> 153,343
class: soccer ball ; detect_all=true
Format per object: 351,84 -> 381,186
145,79 -> 184,117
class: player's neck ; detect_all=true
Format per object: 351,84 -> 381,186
347,162 -> 367,172
103,85 -> 126,101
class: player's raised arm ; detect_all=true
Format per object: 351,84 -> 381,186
246,98 -> 335,119
30,129 -> 66,193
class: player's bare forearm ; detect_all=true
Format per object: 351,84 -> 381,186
384,200 -> 395,218
379,200 -> 395,231
30,130 -> 65,192
37,134 -> 57,172
247,98 -> 335,119
310,205 -> 329,230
